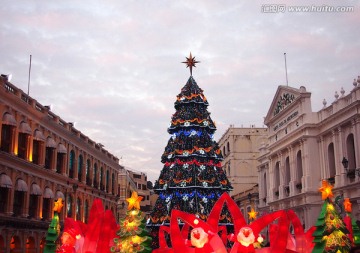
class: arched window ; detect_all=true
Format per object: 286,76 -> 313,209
78,155 -> 83,182
346,134 -> 356,170
0,174 -> 12,213
106,170 -> 110,193
76,198 -> 81,221
328,143 -> 336,178
10,236 -> 21,253
274,162 -> 280,197
18,122 -> 31,160
1,113 -> 16,153
32,130 -> 45,165
285,157 -> 290,185
45,138 -> 56,170
67,195 -> 72,217
112,173 -> 115,194
227,142 -> 230,153
93,164 -> 98,188
25,236 -> 35,253
263,172 -> 267,201
100,167 -> 104,191
29,183 -> 41,218
285,157 -> 290,196
296,150 -> 303,191
13,179 -> 28,216
69,150 -> 75,178
86,159 -> 91,185
56,145 -> 66,174
42,187 -> 53,220
84,200 -> 89,224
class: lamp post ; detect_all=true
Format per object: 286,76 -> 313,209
342,157 -> 349,171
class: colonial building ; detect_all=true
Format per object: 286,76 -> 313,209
218,126 -> 268,221
258,77 -> 360,230
218,126 -> 268,196
118,168 -> 151,218
0,75 -> 124,253
127,170 -> 151,213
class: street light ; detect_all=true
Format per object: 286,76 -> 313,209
342,157 -> 349,171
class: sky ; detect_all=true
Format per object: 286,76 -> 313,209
1,0 -> 360,183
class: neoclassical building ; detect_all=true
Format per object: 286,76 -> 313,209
218,126 -> 268,222
258,77 -> 360,230
0,75 -> 124,253
118,168 -> 151,217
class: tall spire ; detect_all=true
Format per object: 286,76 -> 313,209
182,52 -> 200,76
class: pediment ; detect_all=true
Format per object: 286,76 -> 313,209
264,85 -> 303,124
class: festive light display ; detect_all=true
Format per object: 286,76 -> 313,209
56,218 -> 85,253
312,180 -> 352,253
48,198 -> 117,253
148,62 -> 232,249
111,191 -> 152,253
44,198 -> 63,253
154,192 -> 317,253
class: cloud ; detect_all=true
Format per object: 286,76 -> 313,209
1,0 -> 359,182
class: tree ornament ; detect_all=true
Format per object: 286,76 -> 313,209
126,191 -> 144,210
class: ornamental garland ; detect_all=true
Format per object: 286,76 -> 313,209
171,118 -> 210,125
176,93 -> 207,102
171,129 -> 214,138
164,159 -> 222,167
163,147 -> 221,157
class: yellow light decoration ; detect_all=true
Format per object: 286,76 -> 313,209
319,180 -> 334,200
248,207 -> 258,221
126,191 -> 143,210
344,198 -> 352,213
53,198 -> 63,213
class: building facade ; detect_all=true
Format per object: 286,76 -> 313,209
218,126 -> 268,196
0,75 -> 124,253
258,78 -> 360,230
218,126 -> 267,222
127,170 -> 151,213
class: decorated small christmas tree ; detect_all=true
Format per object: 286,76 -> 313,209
44,198 -> 63,253
343,198 -> 360,247
111,191 -> 152,253
312,180 -> 352,253
147,53 -> 232,249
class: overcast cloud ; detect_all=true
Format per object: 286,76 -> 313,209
1,0 -> 359,183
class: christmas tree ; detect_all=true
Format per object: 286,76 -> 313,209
343,198 -> 360,247
111,191 -> 152,253
44,198 -> 63,253
312,180 -> 352,253
147,53 -> 232,249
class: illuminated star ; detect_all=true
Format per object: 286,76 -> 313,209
319,180 -> 334,200
53,198 -> 63,213
344,198 -> 352,213
248,207 -> 258,221
126,191 -> 143,210
182,52 -> 200,76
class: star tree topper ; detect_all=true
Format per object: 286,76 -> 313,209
126,191 -> 143,210
319,180 -> 334,200
182,52 -> 200,76
248,207 -> 258,221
